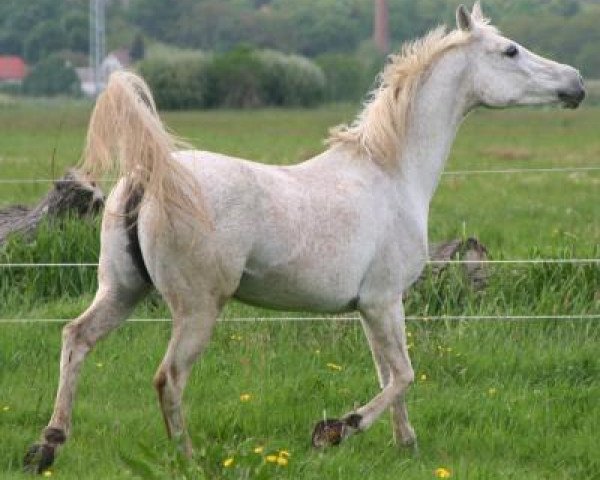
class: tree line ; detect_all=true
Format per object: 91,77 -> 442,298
1,0 -> 599,101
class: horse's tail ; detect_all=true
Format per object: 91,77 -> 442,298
80,71 -> 205,225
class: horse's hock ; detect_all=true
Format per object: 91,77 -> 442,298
0,169 -> 104,246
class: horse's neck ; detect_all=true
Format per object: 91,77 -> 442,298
398,51 -> 472,207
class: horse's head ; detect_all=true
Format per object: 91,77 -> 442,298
458,2 -> 584,109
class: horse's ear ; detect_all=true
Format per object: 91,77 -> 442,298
456,4 -> 472,31
472,1 -> 485,22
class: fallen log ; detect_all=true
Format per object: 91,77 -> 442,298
0,170 -> 104,246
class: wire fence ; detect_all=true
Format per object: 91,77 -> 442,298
1,165 -> 599,184
0,258 -> 599,268
1,314 -> 599,324
1,165 -> 598,324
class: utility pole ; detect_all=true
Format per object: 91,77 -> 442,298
90,0 -> 106,96
373,0 -> 390,54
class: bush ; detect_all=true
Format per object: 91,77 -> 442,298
316,53 -> 368,102
204,46 -> 267,108
22,55 -> 80,97
138,52 -> 209,109
258,50 -> 325,107
137,46 -> 326,110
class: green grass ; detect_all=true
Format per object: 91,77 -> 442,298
0,100 -> 599,479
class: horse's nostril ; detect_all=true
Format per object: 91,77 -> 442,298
558,88 -> 585,109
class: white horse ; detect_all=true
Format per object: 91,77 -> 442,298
24,2 -> 584,473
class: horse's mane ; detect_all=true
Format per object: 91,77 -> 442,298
328,23 -> 489,167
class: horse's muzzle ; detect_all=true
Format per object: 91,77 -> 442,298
558,75 -> 585,109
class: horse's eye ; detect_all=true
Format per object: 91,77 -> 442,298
504,45 -> 518,58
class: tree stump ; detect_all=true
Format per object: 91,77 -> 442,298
424,237 -> 489,290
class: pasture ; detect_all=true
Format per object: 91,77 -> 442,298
0,101 -> 599,479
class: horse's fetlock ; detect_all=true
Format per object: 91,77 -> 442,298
43,427 -> 67,445
344,413 -> 363,430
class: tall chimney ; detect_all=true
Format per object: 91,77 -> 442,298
373,0 -> 390,54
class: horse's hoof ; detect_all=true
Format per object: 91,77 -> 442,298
311,419 -> 346,448
23,443 -> 55,475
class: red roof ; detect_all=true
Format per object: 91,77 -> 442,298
0,56 -> 27,81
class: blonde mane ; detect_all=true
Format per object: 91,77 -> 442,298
328,26 -> 476,167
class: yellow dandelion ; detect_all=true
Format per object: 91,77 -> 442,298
435,467 -> 451,478
42,471 -> 53,477
2,406 -> 9,412
254,445 -> 264,454
266,454 -> 278,463
240,393 -> 251,402
420,373 -> 427,381
222,457 -> 234,468
488,388 -> 497,396
276,456 -> 289,466
326,362 -> 342,371
278,449 -> 290,458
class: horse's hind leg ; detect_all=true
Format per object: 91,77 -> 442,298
23,283 -> 146,473
153,296 -> 221,456
24,208 -> 150,473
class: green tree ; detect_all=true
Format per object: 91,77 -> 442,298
24,21 -> 68,63
316,53 -> 366,102
22,55 -> 80,97
130,33 -> 145,62
63,12 -> 89,54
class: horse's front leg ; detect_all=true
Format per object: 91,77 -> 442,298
311,298 -> 416,448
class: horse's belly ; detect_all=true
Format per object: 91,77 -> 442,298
233,268 -> 360,313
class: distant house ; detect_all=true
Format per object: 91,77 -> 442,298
76,49 -> 132,97
0,56 -> 27,84
102,48 -> 131,78
75,67 -> 96,97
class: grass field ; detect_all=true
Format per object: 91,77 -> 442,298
0,100 -> 599,479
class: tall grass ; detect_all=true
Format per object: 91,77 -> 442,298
0,105 -> 598,479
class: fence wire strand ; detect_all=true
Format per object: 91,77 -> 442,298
0,259 -> 599,268
1,314 -> 599,324
1,166 -> 599,184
